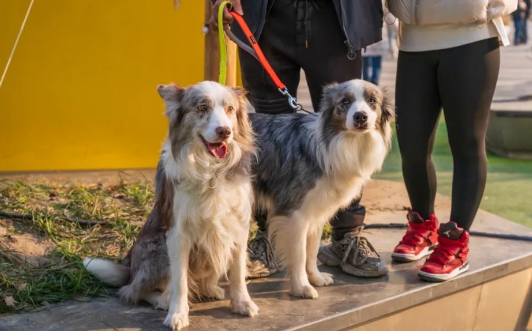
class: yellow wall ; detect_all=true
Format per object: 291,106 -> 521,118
0,0 -> 205,172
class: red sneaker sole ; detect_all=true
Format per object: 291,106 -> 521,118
391,244 -> 437,263
418,261 -> 470,282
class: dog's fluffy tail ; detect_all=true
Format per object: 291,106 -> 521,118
83,258 -> 130,287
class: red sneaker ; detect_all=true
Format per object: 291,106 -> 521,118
418,221 -> 470,282
392,210 -> 439,262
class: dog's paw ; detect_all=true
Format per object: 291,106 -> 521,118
154,297 -> 169,311
308,272 -> 334,287
143,292 -> 169,311
164,310 -> 189,330
154,296 -> 168,310
290,284 -> 319,299
203,285 -> 225,300
231,299 -> 259,317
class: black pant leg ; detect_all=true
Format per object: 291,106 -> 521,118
437,38 -> 500,230
239,0 -> 301,115
395,50 -> 442,220
329,196 -> 366,240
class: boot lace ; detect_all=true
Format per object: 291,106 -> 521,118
248,232 -> 278,271
340,235 -> 380,267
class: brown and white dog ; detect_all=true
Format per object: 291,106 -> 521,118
84,81 -> 258,330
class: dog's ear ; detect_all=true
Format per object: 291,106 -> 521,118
231,86 -> 255,154
231,86 -> 247,98
157,83 -> 184,116
380,87 -> 395,125
320,82 -> 339,111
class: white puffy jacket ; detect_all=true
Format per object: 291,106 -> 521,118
388,0 -> 518,26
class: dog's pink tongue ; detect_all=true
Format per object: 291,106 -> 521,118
209,144 -> 227,159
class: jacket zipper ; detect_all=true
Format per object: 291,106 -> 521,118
337,0 -> 356,60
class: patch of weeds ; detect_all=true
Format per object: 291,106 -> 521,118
322,223 -> 331,240
0,255 -> 108,315
118,181 -> 153,209
0,179 -> 153,314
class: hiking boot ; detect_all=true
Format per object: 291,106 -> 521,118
418,221 -> 470,282
392,210 -> 439,262
318,226 -> 388,278
247,230 -> 279,279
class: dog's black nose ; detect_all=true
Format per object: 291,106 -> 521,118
354,112 -> 368,123
215,126 -> 231,140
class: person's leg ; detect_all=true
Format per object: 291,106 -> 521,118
239,49 -> 299,115
518,17 -> 525,44
523,15 -> 529,43
295,0 -> 362,110
362,57 -> 371,82
514,16 -> 523,44
396,51 -> 442,219
371,56 -> 383,85
418,38 -> 500,282
523,10 -> 532,43
390,49 -> 442,263
438,37 -> 500,230
520,16 -> 527,43
239,0 -> 301,115
304,49 -> 362,109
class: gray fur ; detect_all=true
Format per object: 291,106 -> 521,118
250,113 -> 323,215
119,156 -> 172,303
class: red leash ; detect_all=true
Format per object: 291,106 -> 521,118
226,12 -> 311,113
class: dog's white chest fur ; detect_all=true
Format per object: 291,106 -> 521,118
304,131 -> 388,228
163,144 -> 253,279
171,181 -> 252,244
171,184 -> 251,279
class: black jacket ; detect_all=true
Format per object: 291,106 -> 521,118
214,0 -> 384,59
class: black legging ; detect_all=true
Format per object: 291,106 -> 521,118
395,37 -> 500,230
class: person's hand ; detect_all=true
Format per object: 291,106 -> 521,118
209,0 -> 243,32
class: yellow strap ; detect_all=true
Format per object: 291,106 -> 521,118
218,1 -> 232,85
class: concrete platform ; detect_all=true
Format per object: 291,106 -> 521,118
1,182 -> 531,331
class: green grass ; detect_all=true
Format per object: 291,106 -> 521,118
0,180 -> 153,314
376,119 -> 532,228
